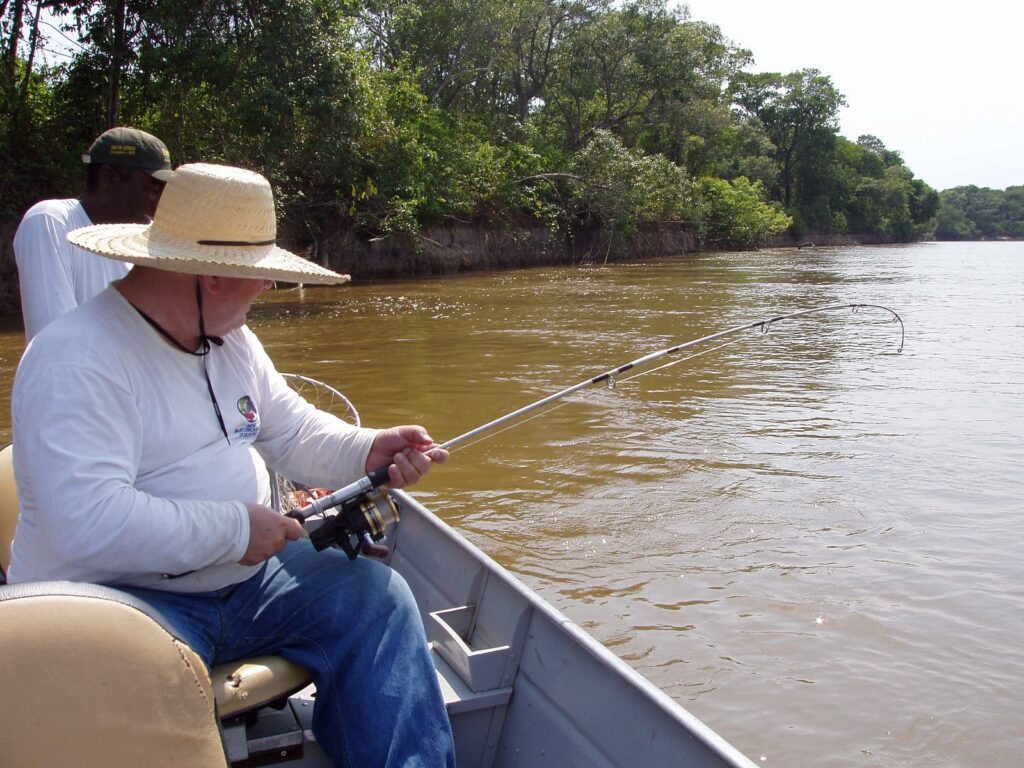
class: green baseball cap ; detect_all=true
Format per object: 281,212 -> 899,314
82,127 -> 174,181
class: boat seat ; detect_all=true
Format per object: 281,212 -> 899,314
0,441 -> 19,577
0,442 -> 311,763
0,580 -> 229,767
210,654 -> 311,719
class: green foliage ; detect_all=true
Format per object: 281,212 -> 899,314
778,132 -> 938,240
933,198 -> 977,240
714,118 -> 778,189
695,176 -> 791,249
850,172 -> 914,240
733,68 -> 846,210
1,0 -> 947,252
1004,187 -> 1024,238
935,186 -> 1023,240
567,129 -> 694,240
1,59 -> 72,220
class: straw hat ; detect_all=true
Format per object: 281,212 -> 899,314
68,163 -> 350,285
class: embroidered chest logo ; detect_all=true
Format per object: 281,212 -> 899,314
237,395 -> 258,423
233,395 -> 260,441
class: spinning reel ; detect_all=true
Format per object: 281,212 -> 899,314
307,490 -> 399,560
287,466 -> 400,560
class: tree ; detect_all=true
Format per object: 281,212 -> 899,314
544,0 -> 673,150
695,175 -> 791,249
634,19 -> 750,176
0,0 -> 944,255
733,68 -> 845,210
3,0 -> 26,88
567,128 -> 695,249
1004,186 -> 1024,238
933,197 -> 977,240
825,136 -> 937,239
935,185 -> 1021,241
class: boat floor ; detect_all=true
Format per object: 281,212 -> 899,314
222,648 -> 493,767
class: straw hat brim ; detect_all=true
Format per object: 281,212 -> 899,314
68,223 -> 350,286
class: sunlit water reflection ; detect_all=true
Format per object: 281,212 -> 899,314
1,242 -> 1020,766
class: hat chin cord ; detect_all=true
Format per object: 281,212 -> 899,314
128,278 -> 228,442
193,277 -> 224,353
192,277 -> 229,442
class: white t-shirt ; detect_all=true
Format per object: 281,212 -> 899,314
13,198 -> 131,342
8,286 -> 379,592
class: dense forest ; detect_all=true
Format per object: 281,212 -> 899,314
2,0 -> 946,261
933,186 -> 1024,240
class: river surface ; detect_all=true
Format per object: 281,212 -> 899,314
1,242 -> 1021,767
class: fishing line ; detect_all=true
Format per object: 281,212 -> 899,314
439,303 -> 903,452
611,337 -> 743,386
293,302 -> 904,559
447,336 -> 746,455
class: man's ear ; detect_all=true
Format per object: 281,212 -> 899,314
96,164 -> 118,190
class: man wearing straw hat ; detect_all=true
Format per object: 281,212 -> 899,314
14,126 -> 174,342
8,163 -> 455,766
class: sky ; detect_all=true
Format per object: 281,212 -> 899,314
686,0 -> 1023,191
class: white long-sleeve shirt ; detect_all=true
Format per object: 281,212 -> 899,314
9,286 -> 378,592
13,199 -> 130,341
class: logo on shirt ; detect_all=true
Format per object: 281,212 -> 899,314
237,395 -> 258,423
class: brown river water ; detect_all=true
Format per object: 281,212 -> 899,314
0,241 -> 1021,766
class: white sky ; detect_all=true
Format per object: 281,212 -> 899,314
686,0 -> 1023,191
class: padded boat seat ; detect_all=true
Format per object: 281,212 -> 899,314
0,442 -> 19,574
0,443 -> 313,764
0,581 -> 227,767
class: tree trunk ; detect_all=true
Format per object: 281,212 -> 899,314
4,0 -> 24,88
106,0 -> 126,126
18,0 -> 41,104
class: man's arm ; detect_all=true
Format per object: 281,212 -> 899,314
14,207 -> 81,341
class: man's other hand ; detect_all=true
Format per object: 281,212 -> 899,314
240,503 -> 305,564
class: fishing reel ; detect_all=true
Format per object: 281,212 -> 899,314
287,466 -> 401,561
307,489 -> 400,560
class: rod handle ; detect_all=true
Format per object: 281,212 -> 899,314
367,465 -> 391,488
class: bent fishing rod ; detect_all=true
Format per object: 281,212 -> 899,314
291,302 -> 904,559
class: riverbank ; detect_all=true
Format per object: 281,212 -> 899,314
279,220 -> 700,281
0,218 -> 901,317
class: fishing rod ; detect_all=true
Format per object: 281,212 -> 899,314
291,302 -> 904,559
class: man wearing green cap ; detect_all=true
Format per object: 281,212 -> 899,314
13,126 -> 174,341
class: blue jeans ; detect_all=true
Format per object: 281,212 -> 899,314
117,540 -> 455,768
